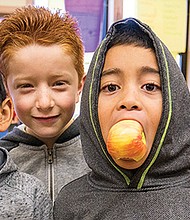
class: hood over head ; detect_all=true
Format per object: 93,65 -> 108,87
80,18 -> 190,190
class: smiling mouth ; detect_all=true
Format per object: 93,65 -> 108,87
33,115 -> 59,122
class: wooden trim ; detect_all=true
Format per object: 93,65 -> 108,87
114,0 -> 123,22
0,6 -> 18,14
0,0 -> 34,14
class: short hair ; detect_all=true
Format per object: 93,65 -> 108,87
108,20 -> 154,50
0,74 -> 6,104
0,5 -> 84,82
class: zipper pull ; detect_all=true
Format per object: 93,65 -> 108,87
48,149 -> 53,164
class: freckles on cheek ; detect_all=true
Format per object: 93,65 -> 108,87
61,94 -> 77,106
59,99 -> 76,116
13,100 -> 29,115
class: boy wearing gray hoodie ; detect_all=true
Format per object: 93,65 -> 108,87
0,5 -> 89,202
54,18 -> 190,219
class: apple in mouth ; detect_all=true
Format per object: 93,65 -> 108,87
106,120 -> 147,162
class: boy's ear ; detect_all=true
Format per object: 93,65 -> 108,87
79,74 -> 86,93
76,74 -> 86,103
0,97 -> 13,132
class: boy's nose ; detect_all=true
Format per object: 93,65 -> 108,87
35,90 -> 55,110
117,90 -> 142,111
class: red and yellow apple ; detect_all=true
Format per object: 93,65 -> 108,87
106,120 -> 147,162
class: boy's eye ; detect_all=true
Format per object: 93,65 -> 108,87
107,84 -> 118,92
19,83 -> 33,88
142,83 -> 161,92
101,83 -> 120,93
53,81 -> 66,86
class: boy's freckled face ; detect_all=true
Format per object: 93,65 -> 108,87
98,45 -> 162,169
6,45 -> 82,143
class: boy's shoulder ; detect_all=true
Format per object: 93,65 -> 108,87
0,170 -> 53,219
54,174 -> 90,219
1,167 -> 50,202
0,147 -> 49,203
56,174 -> 88,201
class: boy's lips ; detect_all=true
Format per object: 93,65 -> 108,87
32,115 -> 60,123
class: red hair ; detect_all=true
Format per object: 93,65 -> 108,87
0,6 -> 84,82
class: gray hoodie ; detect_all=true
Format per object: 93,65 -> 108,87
0,117 -> 90,202
0,147 -> 53,219
54,18 -> 190,219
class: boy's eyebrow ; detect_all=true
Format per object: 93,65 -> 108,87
140,66 -> 159,74
101,68 -> 121,77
